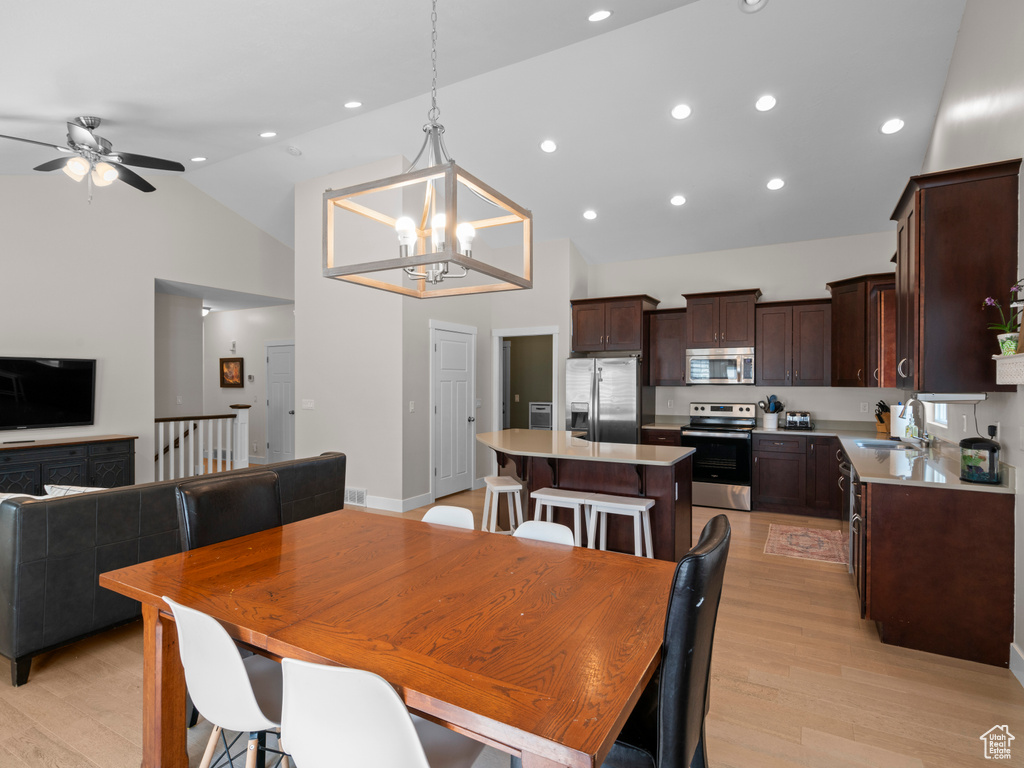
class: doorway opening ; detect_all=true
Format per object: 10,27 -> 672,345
491,326 -> 560,468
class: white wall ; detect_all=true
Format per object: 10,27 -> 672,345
294,157 -> 406,506
202,304 -> 295,463
154,293 -> 204,418
0,175 -> 293,482
917,0 -> 1024,678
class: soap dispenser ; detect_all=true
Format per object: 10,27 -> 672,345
959,426 -> 1001,484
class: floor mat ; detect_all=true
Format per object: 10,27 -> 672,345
763,524 -> 848,564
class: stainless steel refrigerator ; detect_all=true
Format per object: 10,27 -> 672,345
565,357 -> 653,444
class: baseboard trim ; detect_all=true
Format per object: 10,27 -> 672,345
402,491 -> 434,513
1010,643 -> 1024,689
365,495 -> 404,513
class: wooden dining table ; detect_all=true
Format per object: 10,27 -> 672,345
99,509 -> 677,768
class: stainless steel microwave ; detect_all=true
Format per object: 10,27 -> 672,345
685,348 -> 755,385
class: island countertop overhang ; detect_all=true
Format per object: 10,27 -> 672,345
476,429 -> 695,466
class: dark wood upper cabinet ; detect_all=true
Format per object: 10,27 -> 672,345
571,295 -> 660,353
827,273 -> 895,388
755,300 -> 830,387
891,159 -> 1020,392
682,289 -> 761,349
648,309 -> 686,386
755,304 -> 792,386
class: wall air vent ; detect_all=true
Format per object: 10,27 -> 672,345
344,487 -> 367,507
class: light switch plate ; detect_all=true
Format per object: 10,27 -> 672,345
301,399 -> 314,410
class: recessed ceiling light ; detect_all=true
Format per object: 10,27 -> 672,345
766,178 -> 785,190
344,101 -> 362,109
259,131 -> 277,139
583,210 -> 598,220
588,10 -> 612,22
671,104 -> 692,120
540,140 -> 557,153
739,0 -> 768,13
190,157 -> 207,163
755,95 -> 776,112
880,118 -> 905,135
670,195 -> 686,206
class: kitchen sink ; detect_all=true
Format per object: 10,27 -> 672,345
855,439 -> 919,451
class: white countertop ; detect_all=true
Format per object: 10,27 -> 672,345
476,430 -> 695,467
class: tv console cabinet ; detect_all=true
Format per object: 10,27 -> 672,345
0,435 -> 136,495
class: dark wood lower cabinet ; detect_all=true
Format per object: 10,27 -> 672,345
0,435 -> 136,494
753,434 -> 840,518
640,428 -> 682,446
862,482 -> 1013,666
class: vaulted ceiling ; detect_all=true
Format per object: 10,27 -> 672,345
1,0 -> 965,264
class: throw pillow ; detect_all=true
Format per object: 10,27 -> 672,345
44,484 -> 106,497
0,492 -> 48,501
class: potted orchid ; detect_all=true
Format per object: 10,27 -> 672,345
983,279 -> 1023,354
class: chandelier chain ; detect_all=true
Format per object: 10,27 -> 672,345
428,0 -> 440,123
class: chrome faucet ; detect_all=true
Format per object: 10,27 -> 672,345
899,398 -> 933,446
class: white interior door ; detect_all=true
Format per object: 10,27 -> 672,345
434,328 -> 474,498
267,343 -> 295,463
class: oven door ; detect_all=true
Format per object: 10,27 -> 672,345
679,430 -> 752,485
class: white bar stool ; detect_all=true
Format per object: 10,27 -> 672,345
586,493 -> 656,558
482,475 -> 526,533
530,487 -> 588,547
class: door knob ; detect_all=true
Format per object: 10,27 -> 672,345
468,416 -> 476,422
288,410 -> 295,415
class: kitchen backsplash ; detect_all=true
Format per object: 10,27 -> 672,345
655,385 -> 907,422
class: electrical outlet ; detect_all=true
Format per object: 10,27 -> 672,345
994,422 -> 1001,441
301,399 -> 314,410
252,442 -> 258,453
667,399 -> 673,408
176,395 -> 183,405
409,401 -> 415,413
859,402 -> 869,413
515,394 -> 520,402
962,415 -> 968,432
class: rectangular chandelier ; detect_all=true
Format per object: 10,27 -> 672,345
323,160 -> 532,299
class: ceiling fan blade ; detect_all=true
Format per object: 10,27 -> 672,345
111,163 -> 156,193
0,133 -> 71,152
33,157 -> 71,172
67,121 -> 100,150
108,151 -> 185,172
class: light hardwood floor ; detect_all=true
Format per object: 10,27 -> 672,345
2,490 -> 1022,767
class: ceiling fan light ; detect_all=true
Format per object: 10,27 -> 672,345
92,162 -> 119,186
63,156 -> 90,181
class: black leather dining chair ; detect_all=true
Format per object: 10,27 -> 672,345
174,469 -> 283,551
512,514 -> 731,768
174,469 -> 284,735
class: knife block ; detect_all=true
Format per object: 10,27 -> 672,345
876,412 -> 891,434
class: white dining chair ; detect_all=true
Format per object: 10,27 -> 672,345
163,597 -> 288,768
513,520 -> 575,546
280,658 -> 485,768
421,505 -> 475,530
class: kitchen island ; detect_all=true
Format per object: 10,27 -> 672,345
476,429 -> 695,561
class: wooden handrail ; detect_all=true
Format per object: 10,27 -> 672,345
155,414 -> 236,424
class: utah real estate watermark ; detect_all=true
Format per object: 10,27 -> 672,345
980,725 -> 1014,760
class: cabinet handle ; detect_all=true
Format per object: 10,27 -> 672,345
851,512 -> 861,532
838,475 -> 845,491
898,357 -> 907,377
873,367 -> 879,382
810,443 -> 814,453
856,368 -> 862,381
787,370 -> 790,380
754,456 -> 758,464
836,449 -> 842,461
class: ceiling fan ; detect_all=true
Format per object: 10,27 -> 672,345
0,116 -> 185,193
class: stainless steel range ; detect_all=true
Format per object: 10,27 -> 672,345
679,401 -> 756,511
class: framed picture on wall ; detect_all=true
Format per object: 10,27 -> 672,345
219,357 -> 244,388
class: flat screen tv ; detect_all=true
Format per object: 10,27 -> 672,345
0,357 -> 96,431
